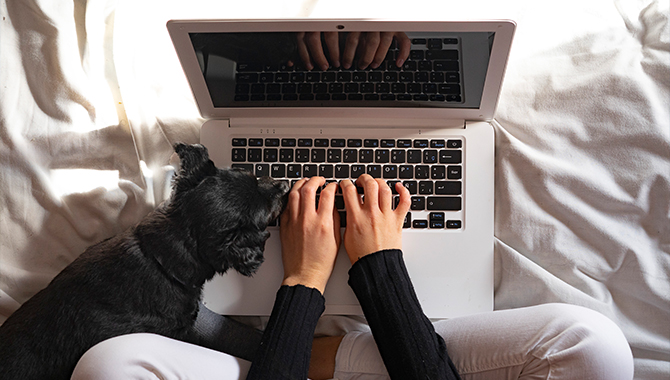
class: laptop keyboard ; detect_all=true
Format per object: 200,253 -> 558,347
233,38 -> 462,103
230,137 -> 463,229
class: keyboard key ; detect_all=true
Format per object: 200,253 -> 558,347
381,139 -> 395,148
414,139 -> 429,148
311,149 -> 326,162
298,138 -> 313,147
411,196 -> 425,210
232,138 -> 247,146
367,165 -> 381,178
279,149 -> 294,162
430,139 -> 445,148
426,50 -> 458,60
423,150 -> 438,164
431,165 -> 446,179
286,164 -> 301,178
296,149 -> 310,162
319,164 -> 334,178
427,38 -> 443,50
407,150 -> 422,163
303,164 -> 318,177
447,220 -> 462,229
248,148 -> 262,162
435,181 -> 461,195
433,60 -> 459,71
271,164 -> 285,178
364,139 -> 379,148
232,148 -> 246,162
343,149 -> 358,163
447,139 -> 462,148
429,212 -> 445,228
348,139 -> 363,147
447,166 -> 462,180
415,165 -> 430,179
232,163 -> 253,173
403,213 -> 412,229
315,139 -> 329,147
375,149 -> 390,163
419,181 -> 433,195
413,219 -> 428,228
391,150 -> 406,163
439,150 -> 462,163
281,138 -> 297,147
331,139 -> 346,147
255,163 -> 270,177
335,165 -> 350,178
399,165 -> 413,179
351,165 -> 365,178
426,196 -> 461,211
359,149 -> 374,163
397,139 -> 412,148
328,149 -> 342,163
383,165 -> 398,179
403,181 -> 417,194
263,148 -> 278,162
249,138 -> 263,146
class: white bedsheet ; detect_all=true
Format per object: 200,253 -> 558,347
1,1 -> 668,378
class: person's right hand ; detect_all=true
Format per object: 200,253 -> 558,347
340,175 -> 411,264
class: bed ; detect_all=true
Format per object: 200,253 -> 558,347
1,0 -> 668,378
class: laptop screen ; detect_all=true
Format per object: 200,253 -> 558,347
188,31 -> 494,110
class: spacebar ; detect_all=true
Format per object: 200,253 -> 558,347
426,196 -> 461,211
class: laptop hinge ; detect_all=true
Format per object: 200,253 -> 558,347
228,117 -> 466,129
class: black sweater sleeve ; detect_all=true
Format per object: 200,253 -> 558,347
348,249 -> 461,380
246,284 -> 325,379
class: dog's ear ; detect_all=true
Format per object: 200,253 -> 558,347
223,228 -> 269,277
173,143 -> 217,192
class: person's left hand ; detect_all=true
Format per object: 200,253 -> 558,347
280,177 -> 341,294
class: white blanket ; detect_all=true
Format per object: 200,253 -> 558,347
1,0 -> 668,378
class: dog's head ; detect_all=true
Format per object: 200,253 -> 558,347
170,143 -> 289,277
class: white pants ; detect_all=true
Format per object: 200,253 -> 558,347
71,304 -> 634,380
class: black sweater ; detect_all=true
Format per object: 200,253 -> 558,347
247,249 -> 461,380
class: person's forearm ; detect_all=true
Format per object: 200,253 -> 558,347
246,285 -> 325,379
348,250 -> 461,380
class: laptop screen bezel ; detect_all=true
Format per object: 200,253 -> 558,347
167,19 -> 515,121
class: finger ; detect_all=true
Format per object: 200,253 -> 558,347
395,32 -> 411,67
377,179 -> 393,211
317,182 -> 338,216
340,179 -> 361,214
342,32 -> 361,69
323,32 -> 340,68
355,174 -> 379,209
300,176 -> 325,214
305,32 -> 329,71
394,181 -> 412,217
358,32 -> 380,69
295,32 -> 314,70
286,178 -> 307,220
371,32 -> 394,69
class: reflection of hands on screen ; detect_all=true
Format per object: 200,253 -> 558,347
290,32 -> 410,71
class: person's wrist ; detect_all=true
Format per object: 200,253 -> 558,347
282,273 -> 328,295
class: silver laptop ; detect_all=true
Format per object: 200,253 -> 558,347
167,19 -> 515,318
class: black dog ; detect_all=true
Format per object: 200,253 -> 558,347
0,143 -> 289,380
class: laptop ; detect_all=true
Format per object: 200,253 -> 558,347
167,19 -> 515,318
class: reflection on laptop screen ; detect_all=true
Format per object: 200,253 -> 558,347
188,31 -> 493,109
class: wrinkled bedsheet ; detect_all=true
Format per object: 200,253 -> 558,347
1,0 -> 668,378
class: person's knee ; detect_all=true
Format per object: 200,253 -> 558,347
71,334 -> 165,380
537,304 -> 634,380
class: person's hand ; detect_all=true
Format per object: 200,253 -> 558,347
291,32 -> 411,71
280,177 -> 341,294
340,175 -> 411,264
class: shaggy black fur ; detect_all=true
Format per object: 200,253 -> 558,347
0,143 -> 289,380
